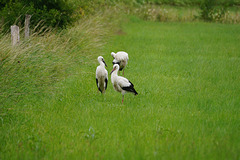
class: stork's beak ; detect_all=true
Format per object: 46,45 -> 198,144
103,60 -> 107,67
110,68 -> 115,75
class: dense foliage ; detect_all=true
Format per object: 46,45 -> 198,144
200,0 -> 228,21
0,0 -> 74,32
0,0 -> 239,33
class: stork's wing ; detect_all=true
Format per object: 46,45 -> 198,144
118,76 -> 138,95
104,68 -> 108,90
96,78 -> 102,93
105,69 -> 108,79
121,80 -> 138,95
96,78 -> 98,87
118,77 -> 131,88
96,66 -> 100,77
115,51 -> 128,61
105,78 -> 108,90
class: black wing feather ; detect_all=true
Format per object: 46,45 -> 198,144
112,61 -> 120,65
96,78 -> 102,93
105,78 -> 108,90
119,67 -> 123,71
121,80 -> 138,95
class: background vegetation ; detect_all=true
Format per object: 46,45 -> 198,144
0,0 -> 76,33
0,8 -> 120,105
0,0 -> 240,159
1,0 -> 240,33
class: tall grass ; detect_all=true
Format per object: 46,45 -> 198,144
0,8 -> 121,106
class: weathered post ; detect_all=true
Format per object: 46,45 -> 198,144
24,14 -> 31,39
11,25 -> 20,46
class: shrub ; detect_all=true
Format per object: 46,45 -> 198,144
200,0 -> 228,22
0,0 -> 74,33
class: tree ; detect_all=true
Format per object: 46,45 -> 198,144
0,0 -> 74,33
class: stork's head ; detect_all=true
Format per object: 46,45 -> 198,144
98,56 -> 107,67
110,64 -> 119,75
111,52 -> 116,59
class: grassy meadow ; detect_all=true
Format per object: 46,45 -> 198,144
1,14 -> 240,160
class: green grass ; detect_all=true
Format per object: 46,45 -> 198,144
1,16 -> 240,159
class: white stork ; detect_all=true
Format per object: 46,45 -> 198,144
110,64 -> 138,104
111,51 -> 129,76
96,56 -> 108,94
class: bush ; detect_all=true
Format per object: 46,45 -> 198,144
0,0 -> 74,33
200,0 -> 228,22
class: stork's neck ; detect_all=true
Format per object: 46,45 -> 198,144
111,69 -> 118,77
99,61 -> 105,67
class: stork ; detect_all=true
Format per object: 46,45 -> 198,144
96,56 -> 108,94
110,64 -> 138,104
111,51 -> 129,76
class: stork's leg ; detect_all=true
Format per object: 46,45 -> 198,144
122,95 -> 124,104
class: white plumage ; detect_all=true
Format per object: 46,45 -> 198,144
111,51 -> 129,76
96,56 -> 108,93
110,64 -> 138,103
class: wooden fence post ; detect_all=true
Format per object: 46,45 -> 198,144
11,25 -> 20,46
25,14 -> 31,39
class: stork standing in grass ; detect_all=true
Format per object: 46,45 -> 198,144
110,64 -> 138,104
111,51 -> 129,76
96,56 -> 108,94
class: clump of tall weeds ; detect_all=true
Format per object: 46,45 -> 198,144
0,8 -> 121,105
133,4 -> 199,22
